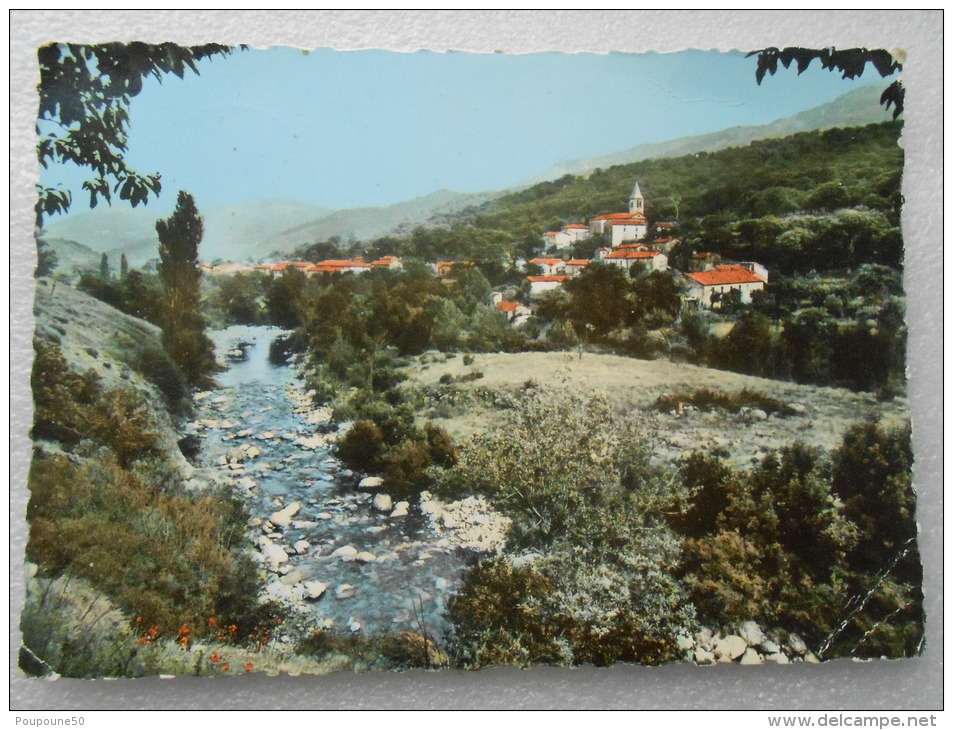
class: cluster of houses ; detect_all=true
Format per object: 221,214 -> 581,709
494,180 -> 768,318
204,255 -> 404,277
205,179 -> 768,324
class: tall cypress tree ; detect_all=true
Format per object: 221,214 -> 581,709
156,191 -> 218,387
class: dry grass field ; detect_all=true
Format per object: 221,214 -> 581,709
401,350 -> 909,469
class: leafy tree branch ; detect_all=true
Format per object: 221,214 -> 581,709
36,42 -> 238,225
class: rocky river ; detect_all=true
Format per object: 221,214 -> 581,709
186,325 -> 508,642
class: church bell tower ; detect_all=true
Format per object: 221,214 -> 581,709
629,180 -> 644,216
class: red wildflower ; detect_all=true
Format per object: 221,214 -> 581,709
210,651 -> 222,663
222,663 -> 230,672
245,662 -> 254,673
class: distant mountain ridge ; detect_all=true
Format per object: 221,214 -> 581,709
267,189 -> 498,256
43,199 -> 335,268
525,85 -> 894,183
43,86 -> 894,266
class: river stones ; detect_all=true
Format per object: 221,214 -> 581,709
713,635 -> 747,662
786,633 -> 808,655
390,501 -> 409,518
329,545 -> 357,559
355,551 -> 377,563
260,541 -> 289,567
359,476 -> 384,490
739,620 -> 767,646
293,539 -> 311,555
740,648 -> 764,665
304,581 -> 328,600
373,494 -> 393,513
236,476 -> 257,490
335,584 -> 356,599
305,407 -> 333,425
280,569 -> 306,585
675,634 -> 695,652
270,501 -> 301,527
295,434 -> 327,450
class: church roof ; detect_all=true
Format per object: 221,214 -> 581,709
632,180 -> 642,198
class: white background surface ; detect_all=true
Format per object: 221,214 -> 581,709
8,10 -> 943,711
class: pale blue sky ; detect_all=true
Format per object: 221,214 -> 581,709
43,46 -> 888,217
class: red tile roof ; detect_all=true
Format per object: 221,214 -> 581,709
605,249 -> 658,259
307,259 -> 371,272
530,258 -> 564,265
566,259 -> 590,266
497,301 -> 521,313
527,276 -> 568,283
686,265 -> 765,286
543,231 -> 560,236
593,213 -> 647,222
564,223 -> 589,229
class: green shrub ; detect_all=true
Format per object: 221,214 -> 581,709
26,452 -> 270,638
443,390 -> 694,667
128,342 -> 190,415
32,340 -> 163,468
379,631 -> 448,669
448,557 -> 567,669
378,439 -> 434,499
335,420 -> 385,475
652,387 -> 794,417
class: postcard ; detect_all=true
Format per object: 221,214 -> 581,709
10,10 -> 942,713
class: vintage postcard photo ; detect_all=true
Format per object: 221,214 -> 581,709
17,24 -> 933,694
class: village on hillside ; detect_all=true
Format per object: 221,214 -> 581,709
210,180 -> 769,322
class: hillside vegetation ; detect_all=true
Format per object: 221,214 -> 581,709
320,121 -> 902,273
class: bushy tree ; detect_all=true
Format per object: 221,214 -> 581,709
563,262 -> 634,337
155,191 -> 218,387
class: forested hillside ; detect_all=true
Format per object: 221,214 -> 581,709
330,121 -> 902,275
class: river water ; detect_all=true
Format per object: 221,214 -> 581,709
189,325 -> 478,642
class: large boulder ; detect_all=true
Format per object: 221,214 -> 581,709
738,621 -> 767,647
373,494 -> 393,513
713,634 -> 747,662
270,501 -> 301,527
359,476 -> 384,490
740,648 -> 764,665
